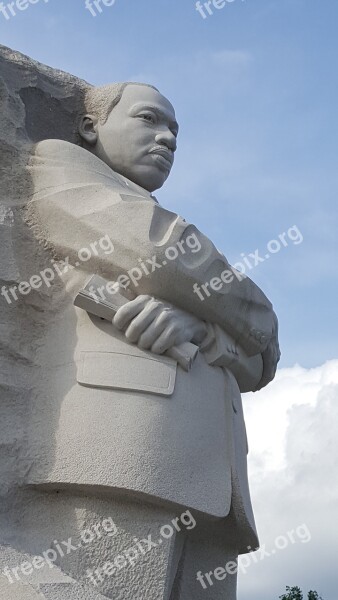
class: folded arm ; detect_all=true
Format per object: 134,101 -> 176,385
112,294 -> 280,391
199,317 -> 280,392
28,142 -> 277,359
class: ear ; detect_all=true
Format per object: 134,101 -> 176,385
78,115 -> 98,146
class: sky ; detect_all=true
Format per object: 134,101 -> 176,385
1,0 -> 337,598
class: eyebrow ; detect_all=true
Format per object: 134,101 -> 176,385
129,103 -> 179,133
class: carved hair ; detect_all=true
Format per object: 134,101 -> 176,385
83,82 -> 159,124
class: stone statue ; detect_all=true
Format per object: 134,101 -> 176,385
0,46 -> 280,600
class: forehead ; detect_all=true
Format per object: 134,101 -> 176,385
118,84 -> 178,128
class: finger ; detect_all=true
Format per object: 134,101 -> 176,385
151,324 -> 179,355
113,295 -> 150,330
125,301 -> 162,343
137,314 -> 171,350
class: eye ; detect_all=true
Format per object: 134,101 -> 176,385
139,113 -> 156,124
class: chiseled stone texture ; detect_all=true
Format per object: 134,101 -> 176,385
0,45 -> 277,600
0,43 -> 89,495
0,45 -> 91,598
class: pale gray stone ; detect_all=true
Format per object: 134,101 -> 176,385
0,44 -> 280,599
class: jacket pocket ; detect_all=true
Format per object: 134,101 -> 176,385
77,350 -> 177,396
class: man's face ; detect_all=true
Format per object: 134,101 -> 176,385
92,85 -> 178,192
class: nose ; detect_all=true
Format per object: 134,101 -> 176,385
155,129 -> 177,152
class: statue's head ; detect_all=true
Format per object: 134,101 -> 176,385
79,82 -> 178,193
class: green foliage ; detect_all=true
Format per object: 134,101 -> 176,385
279,586 -> 303,600
279,587 -> 324,600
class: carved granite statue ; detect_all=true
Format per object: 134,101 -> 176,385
0,45 -> 280,600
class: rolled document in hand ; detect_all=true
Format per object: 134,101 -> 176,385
74,275 -> 199,372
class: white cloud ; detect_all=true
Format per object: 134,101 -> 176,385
244,360 -> 338,471
239,360 -> 338,600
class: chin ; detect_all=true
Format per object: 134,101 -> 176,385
147,180 -> 166,192
149,171 -> 170,192
135,174 -> 168,193
128,165 -> 170,192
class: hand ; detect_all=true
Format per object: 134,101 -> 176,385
113,295 -> 207,355
255,314 -> 281,391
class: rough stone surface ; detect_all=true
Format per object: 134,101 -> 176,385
0,43 -> 89,497
0,45 -> 280,599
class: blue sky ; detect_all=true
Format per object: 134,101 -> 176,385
1,0 -> 337,369
1,1 -> 337,598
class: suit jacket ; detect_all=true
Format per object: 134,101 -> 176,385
25,140 -> 276,551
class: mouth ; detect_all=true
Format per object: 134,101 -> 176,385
148,146 -> 174,171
